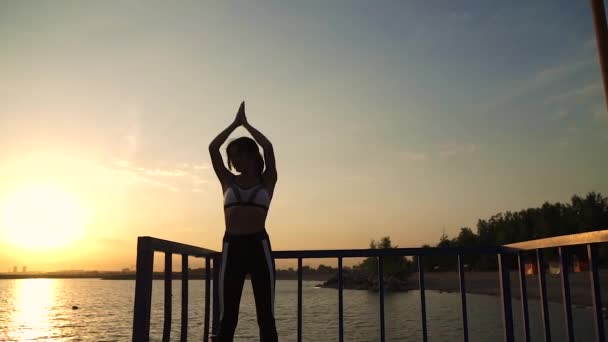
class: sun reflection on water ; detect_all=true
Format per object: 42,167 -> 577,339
9,279 -> 56,340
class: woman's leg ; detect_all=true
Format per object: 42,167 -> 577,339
250,237 -> 278,342
216,240 -> 247,342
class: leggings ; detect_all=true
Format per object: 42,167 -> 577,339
215,229 -> 278,342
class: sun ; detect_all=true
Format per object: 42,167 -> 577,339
0,184 -> 88,250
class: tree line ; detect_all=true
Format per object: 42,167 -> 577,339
419,192 -> 608,271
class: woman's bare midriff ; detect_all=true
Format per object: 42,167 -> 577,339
224,207 -> 268,235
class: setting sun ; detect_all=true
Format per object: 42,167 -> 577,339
0,185 -> 88,250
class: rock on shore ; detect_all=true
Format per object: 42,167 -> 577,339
316,269 -> 410,291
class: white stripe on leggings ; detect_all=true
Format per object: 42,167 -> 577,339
261,239 -> 275,314
219,241 -> 229,320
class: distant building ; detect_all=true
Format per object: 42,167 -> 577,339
12,266 -> 17,273
22,266 -> 27,273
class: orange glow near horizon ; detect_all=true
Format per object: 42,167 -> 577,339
0,184 -> 89,251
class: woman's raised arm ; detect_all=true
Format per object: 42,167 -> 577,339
208,105 -> 241,185
240,103 -> 277,185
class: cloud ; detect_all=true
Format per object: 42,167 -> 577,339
593,104 -> 608,122
554,108 -> 568,120
114,159 -> 131,168
438,143 -> 478,158
399,143 -> 479,162
400,151 -> 428,162
193,164 -> 210,170
490,57 -> 596,109
97,238 -> 131,247
585,36 -> 597,50
446,10 -> 473,23
544,82 -> 602,105
534,59 -> 593,85
136,176 -> 181,192
554,125 -> 580,148
122,108 -> 140,158
144,168 -> 187,177
109,159 -> 210,192
192,176 -> 208,184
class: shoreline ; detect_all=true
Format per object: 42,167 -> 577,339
314,271 -> 608,308
403,271 -> 608,308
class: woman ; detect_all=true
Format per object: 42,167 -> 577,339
208,101 -> 279,342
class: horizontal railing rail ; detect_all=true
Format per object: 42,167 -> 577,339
133,230 -> 608,342
503,229 -> 608,250
272,246 -> 506,259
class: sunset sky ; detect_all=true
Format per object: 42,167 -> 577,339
1,1 -> 607,271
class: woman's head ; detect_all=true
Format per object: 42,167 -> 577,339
226,137 -> 264,175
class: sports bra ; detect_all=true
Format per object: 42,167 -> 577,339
223,177 -> 271,210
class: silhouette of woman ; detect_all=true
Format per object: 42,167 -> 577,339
208,101 -> 279,342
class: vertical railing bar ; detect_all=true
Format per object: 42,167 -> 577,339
211,256 -> 220,339
338,257 -> 344,342
588,243 -> 606,342
180,254 -> 189,342
378,256 -> 385,342
133,237 -> 154,342
297,258 -> 303,342
517,252 -> 531,342
559,247 -> 574,342
458,254 -> 469,342
537,249 -> 552,342
203,257 -> 211,342
499,253 -> 515,342
162,253 -> 172,342
418,255 -> 428,342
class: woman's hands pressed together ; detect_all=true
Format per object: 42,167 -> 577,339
234,101 -> 249,127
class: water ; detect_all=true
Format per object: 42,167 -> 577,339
0,278 -> 605,341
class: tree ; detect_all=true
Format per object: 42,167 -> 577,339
317,264 -> 333,273
360,236 -> 411,277
435,192 -> 608,270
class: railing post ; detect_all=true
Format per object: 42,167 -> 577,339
378,256 -> 385,342
181,254 -> 189,341
204,257 -> 211,342
498,253 -> 514,342
338,257 -> 344,342
211,255 -> 220,340
588,243 -> 606,342
418,255 -> 428,342
163,253 -> 172,342
537,249 -> 551,342
559,247 -> 574,342
517,252 -> 530,342
458,254 -> 469,342
297,257 -> 303,342
133,237 -> 154,342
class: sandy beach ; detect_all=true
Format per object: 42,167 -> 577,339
408,271 -> 608,308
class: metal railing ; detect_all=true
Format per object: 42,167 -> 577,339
132,231 -> 608,342
504,230 -> 608,342
132,236 -> 217,341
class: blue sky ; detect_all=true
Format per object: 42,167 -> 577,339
0,1 -> 607,270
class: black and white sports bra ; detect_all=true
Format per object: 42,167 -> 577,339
223,178 -> 271,210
